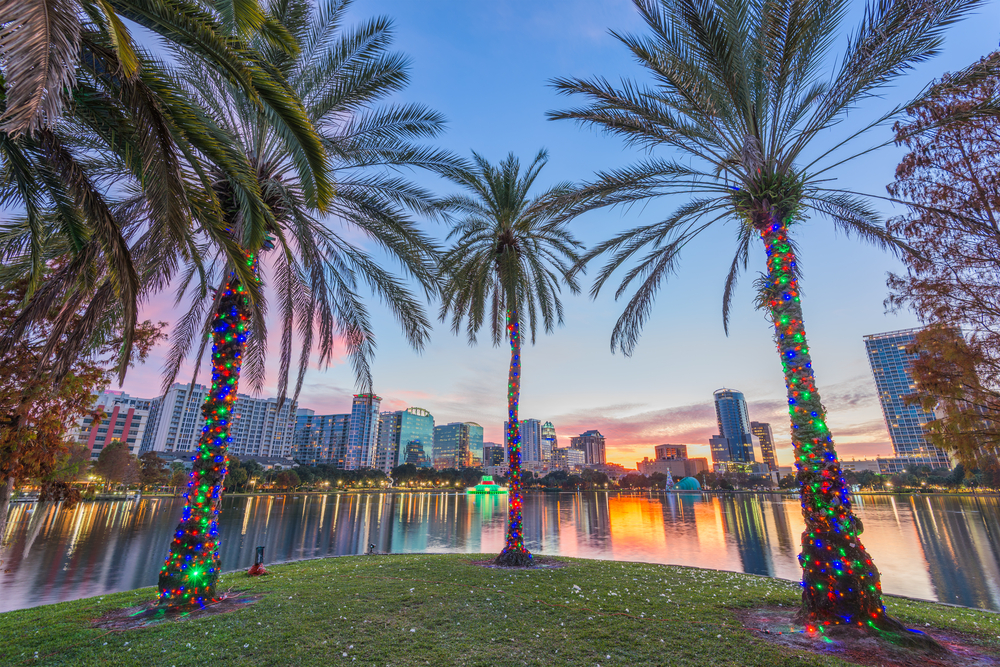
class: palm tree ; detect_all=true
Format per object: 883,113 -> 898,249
155,0 -> 455,608
0,0 -> 332,380
549,0 -> 981,637
437,150 -> 582,567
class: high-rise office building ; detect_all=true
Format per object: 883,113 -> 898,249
551,447 -> 586,471
142,383 -> 209,454
433,422 -> 484,469
143,383 -> 297,459
710,388 -> 756,464
377,407 -> 434,472
482,442 -> 506,465
69,390 -> 155,459
507,419 -> 543,462
864,329 -> 951,470
294,409 -> 350,466
750,422 -> 778,471
345,394 -> 382,469
570,430 -> 606,465
229,394 -> 298,459
541,421 -> 557,462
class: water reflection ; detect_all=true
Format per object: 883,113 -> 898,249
2,491 -> 999,613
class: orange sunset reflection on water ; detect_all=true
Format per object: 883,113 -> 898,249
2,491 -> 999,613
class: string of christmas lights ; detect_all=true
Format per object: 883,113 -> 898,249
763,218 -> 888,631
157,253 -> 256,609
496,308 -> 532,567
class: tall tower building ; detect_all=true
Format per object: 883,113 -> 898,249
750,422 -> 778,471
433,422 -> 483,469
570,430 -> 606,465
346,394 -> 382,469
377,407 -> 434,472
143,383 -> 297,459
508,419 -> 543,462
294,409 -> 350,466
541,421 -> 557,462
710,388 -> 755,464
143,383 -> 210,454
864,329 -> 950,469
229,395 -> 298,459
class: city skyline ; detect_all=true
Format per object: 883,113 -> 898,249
109,1 -> 995,469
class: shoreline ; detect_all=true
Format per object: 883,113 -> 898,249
11,488 -> 999,503
2,554 -> 998,666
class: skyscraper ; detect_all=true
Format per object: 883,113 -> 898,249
294,409 -> 350,466
378,407 -> 435,472
710,388 -> 756,464
143,383 -> 297,459
570,430 -> 606,465
512,419 -> 543,462
433,422 -> 483,469
346,394 -> 382,469
750,422 -> 778,471
541,421 -> 557,461
864,329 -> 951,470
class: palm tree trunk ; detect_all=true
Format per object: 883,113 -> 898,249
760,215 -> 923,637
496,307 -> 532,566
157,270 -> 251,609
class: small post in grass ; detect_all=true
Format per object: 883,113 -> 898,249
248,546 -> 268,576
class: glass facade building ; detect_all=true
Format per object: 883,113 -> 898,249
750,421 -> 778,471
433,422 -> 483,469
346,394 -> 382,470
864,329 -> 950,468
541,421 -> 557,462
378,407 -> 435,472
711,388 -> 756,464
294,409 -> 350,466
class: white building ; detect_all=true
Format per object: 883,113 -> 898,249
69,390 -> 155,460
144,383 -> 296,459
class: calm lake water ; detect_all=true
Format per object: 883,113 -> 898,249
2,491 -> 1000,613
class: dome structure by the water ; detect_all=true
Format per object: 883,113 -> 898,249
675,477 -> 701,491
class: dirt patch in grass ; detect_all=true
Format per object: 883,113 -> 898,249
737,607 -> 1000,666
92,591 -> 265,631
468,555 -> 571,570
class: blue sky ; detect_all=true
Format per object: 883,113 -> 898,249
123,0 -> 1000,468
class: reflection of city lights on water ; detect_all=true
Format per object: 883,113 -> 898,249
2,493 -> 999,613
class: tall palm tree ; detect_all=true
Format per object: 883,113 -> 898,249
437,150 -> 582,567
549,0 -> 981,637
155,0 -> 455,608
0,0 -> 331,382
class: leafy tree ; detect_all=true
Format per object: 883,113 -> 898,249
169,469 -> 188,492
139,452 -> 170,490
884,60 -> 1000,469
274,470 -> 300,490
0,278 -> 161,541
94,440 -> 139,488
437,150 -> 582,567
550,0 -> 981,636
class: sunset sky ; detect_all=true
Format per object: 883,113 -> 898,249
118,0 -> 1000,468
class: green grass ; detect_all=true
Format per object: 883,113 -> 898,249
2,554 -> 999,666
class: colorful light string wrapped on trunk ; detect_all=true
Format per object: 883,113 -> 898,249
157,253 -> 257,608
497,309 -> 531,566
762,218 -> 887,630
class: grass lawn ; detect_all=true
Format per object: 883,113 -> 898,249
1,554 -> 998,666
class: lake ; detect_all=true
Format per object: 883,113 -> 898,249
2,491 -> 999,613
